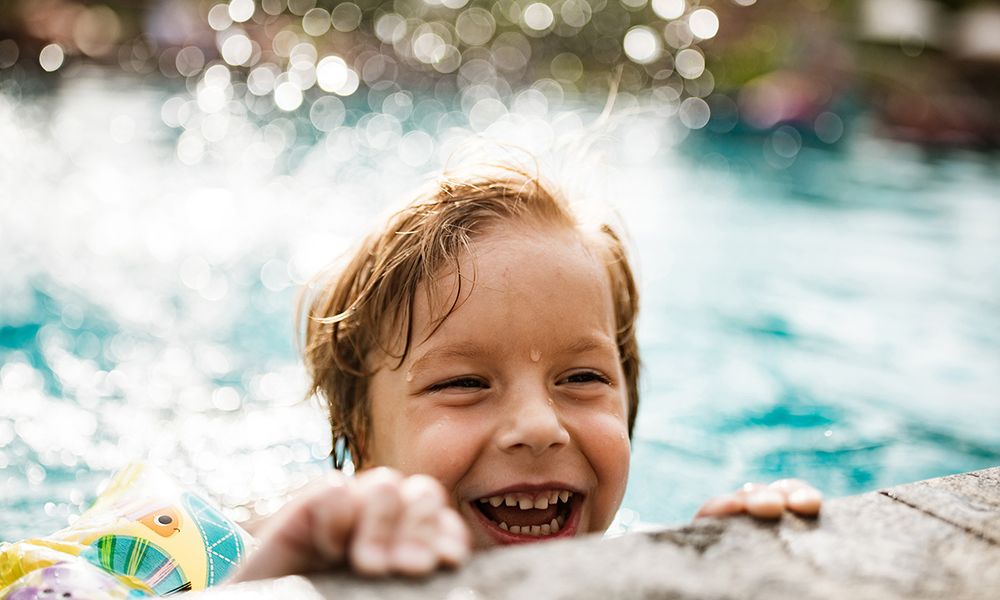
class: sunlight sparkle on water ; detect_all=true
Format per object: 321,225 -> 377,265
2,0 -> 999,542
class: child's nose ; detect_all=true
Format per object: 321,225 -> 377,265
496,388 -> 571,456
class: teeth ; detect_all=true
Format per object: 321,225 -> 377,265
482,489 -> 574,536
480,490 -> 575,511
501,518 -> 563,537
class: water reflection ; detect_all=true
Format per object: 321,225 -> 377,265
1,0 -> 999,539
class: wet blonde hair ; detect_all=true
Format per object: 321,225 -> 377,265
299,162 -> 640,469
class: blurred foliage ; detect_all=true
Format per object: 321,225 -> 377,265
1,0 -> 998,147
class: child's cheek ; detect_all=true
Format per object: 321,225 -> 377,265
405,414 -> 476,480
585,412 -> 631,484
587,416 -> 631,533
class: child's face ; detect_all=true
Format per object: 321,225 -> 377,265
364,223 -> 631,548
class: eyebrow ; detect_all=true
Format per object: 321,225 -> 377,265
408,342 -> 491,375
408,335 -> 618,374
560,336 -> 619,357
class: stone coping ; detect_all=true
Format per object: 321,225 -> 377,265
191,466 -> 1000,600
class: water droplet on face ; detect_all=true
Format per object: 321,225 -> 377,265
405,370 -> 414,382
529,348 -> 541,362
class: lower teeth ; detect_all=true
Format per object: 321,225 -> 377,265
498,515 -> 565,536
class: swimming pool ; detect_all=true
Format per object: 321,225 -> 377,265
1,73 -> 998,542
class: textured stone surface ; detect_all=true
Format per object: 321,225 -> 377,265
191,467 -> 1000,600
882,466 -> 1000,544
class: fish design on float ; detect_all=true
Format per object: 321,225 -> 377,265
0,464 -> 254,599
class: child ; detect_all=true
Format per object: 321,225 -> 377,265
232,161 -> 822,582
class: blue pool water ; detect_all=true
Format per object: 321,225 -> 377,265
1,73 -> 998,541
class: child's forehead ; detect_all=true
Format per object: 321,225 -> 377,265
425,226 -> 609,297
451,223 -> 602,276
370,221 -> 617,367
412,231 -> 615,332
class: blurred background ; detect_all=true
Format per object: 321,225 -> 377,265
0,0 -> 998,540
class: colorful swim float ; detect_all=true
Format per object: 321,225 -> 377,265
0,465 -> 255,599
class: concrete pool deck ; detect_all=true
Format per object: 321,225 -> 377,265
194,466 -> 1000,599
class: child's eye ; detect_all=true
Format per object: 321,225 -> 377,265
427,377 -> 489,392
561,371 -> 612,385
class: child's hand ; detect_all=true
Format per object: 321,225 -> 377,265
231,468 -> 470,582
694,479 -> 822,520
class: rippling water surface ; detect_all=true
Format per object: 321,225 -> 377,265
1,72 -> 998,541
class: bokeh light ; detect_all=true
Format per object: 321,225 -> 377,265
302,8 -> 332,36
688,8 -> 719,40
331,3 -> 362,33
523,3 -> 555,32
207,4 -> 233,31
652,0 -> 686,20
39,44 -> 64,72
0,40 -> 19,68
274,80 -> 304,111
1,0 -> 999,544
228,0 -> 255,23
624,26 -> 661,64
678,96 -> 710,129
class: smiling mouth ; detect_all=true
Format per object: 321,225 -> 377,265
472,489 -> 579,539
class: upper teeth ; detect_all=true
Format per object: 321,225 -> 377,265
479,490 -> 573,509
